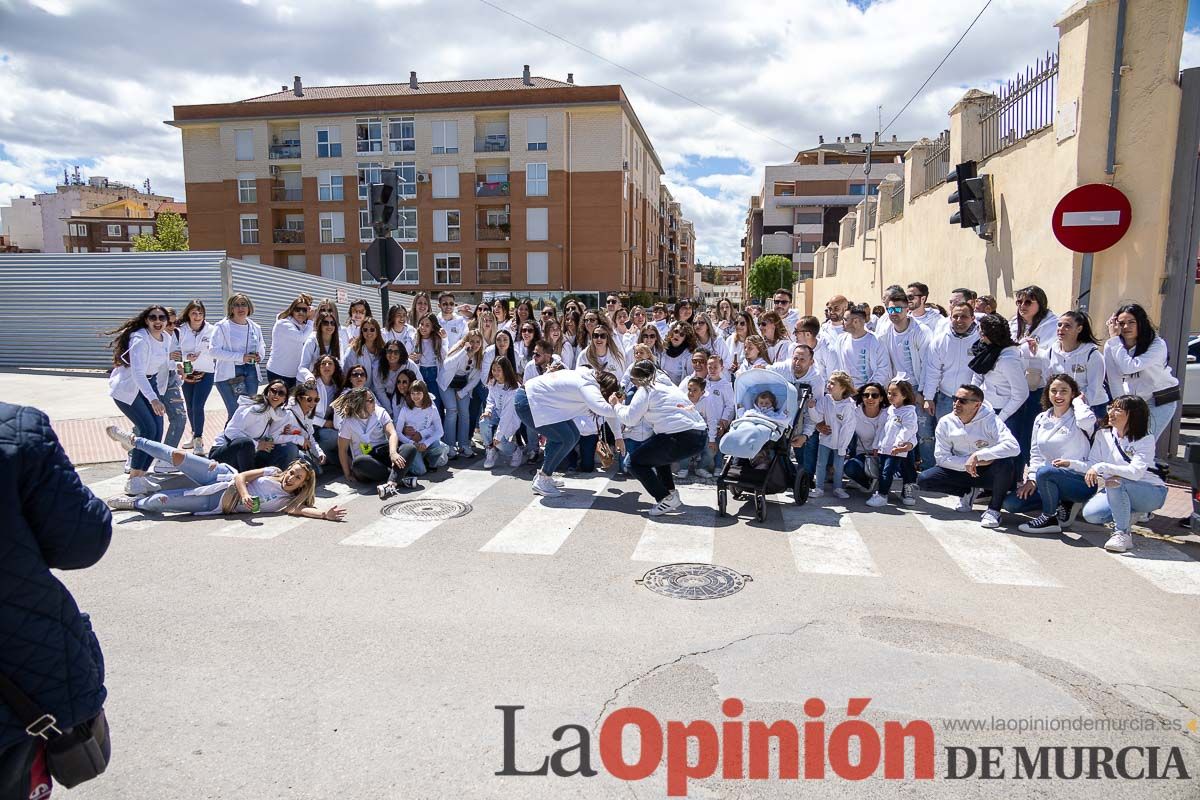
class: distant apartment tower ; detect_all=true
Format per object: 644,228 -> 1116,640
742,133 -> 914,296
170,70 -> 686,297
35,177 -> 171,253
0,196 -> 42,251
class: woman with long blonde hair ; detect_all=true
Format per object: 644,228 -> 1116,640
438,330 -> 486,457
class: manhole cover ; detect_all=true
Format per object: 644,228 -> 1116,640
637,563 -> 751,600
381,498 -> 472,521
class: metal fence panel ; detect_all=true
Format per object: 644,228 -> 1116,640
0,251 -> 224,370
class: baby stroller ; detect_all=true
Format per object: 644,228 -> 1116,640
717,369 -> 813,521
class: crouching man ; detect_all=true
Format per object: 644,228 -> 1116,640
917,384 -> 1019,528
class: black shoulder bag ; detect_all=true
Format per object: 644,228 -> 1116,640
0,673 -> 110,788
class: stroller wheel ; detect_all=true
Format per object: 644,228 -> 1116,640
794,469 -> 812,506
755,494 -> 767,523
717,489 -> 727,517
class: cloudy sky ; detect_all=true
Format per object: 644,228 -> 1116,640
1,0 -> 1196,265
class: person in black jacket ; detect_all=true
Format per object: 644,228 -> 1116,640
0,403 -> 112,799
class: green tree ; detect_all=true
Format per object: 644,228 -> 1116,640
132,211 -> 189,251
747,255 -> 794,303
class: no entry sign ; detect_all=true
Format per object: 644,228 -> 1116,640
1052,183 -> 1131,253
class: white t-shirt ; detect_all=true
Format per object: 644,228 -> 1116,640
338,406 -> 392,449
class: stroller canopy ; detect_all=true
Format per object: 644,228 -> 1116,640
734,368 -> 798,419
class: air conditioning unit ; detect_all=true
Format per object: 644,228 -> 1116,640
269,165 -> 280,177
416,172 -> 431,183
622,160 -> 630,171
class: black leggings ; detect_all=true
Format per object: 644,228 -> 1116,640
629,428 -> 707,502
352,443 -> 416,484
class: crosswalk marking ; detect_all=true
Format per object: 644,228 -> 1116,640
784,510 -> 880,577
916,514 -> 1064,587
340,468 -> 508,548
1092,534 -> 1200,595
631,486 -> 716,563
480,474 -> 612,555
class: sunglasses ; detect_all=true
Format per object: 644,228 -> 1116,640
736,321 -> 747,327
267,387 -> 287,397
592,332 -> 608,340
906,294 -> 923,300
952,396 -> 979,405
522,328 -> 535,334
861,391 -> 882,399
1016,298 -> 1036,306
774,299 -> 790,305
887,306 -> 905,314
300,394 -> 318,402
146,314 -> 167,321
294,307 -> 309,313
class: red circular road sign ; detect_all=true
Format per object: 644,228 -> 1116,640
1052,183 -> 1132,254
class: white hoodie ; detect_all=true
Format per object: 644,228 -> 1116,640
266,317 -> 313,378
437,347 -> 483,400
971,346 -> 1026,421
613,376 -> 706,436
175,322 -> 217,374
271,400 -> 320,455
524,369 -> 618,428
481,382 -> 522,443
1041,342 -> 1108,407
210,318 -> 266,382
876,404 -> 919,453
214,395 -> 281,447
875,320 -> 928,391
108,328 -> 173,405
1064,428 -> 1164,488
811,395 -> 857,456
1025,397 -> 1096,480
1011,312 -> 1059,390
923,322 -> 981,399
1103,336 -> 1178,398
393,402 -> 445,448
933,402 -> 1020,472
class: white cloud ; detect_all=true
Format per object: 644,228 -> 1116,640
0,0 -> 1096,265
1183,29 -> 1200,70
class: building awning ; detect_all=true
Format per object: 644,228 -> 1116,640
774,195 -> 865,206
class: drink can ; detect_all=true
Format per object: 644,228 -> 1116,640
182,360 -> 194,375
249,496 -> 261,513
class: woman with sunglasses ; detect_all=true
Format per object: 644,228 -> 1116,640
514,321 -> 541,374
757,311 -> 793,364
174,300 -> 217,455
309,355 -> 343,467
340,364 -> 371,394
265,293 -> 314,389
1104,303 -> 1180,441
207,379 -> 293,473
330,387 -> 421,498
1009,285 -> 1059,464
375,340 -> 420,405
211,293 -> 267,422
103,429 -> 345,521
660,322 -> 698,385
714,298 -> 737,338
438,331 -> 485,458
105,304 -> 175,495
840,382 -> 889,494
382,304 -> 417,351
272,382 -> 328,473
633,324 -> 664,366
298,313 -> 343,382
691,312 -> 731,370
342,316 -> 384,387
725,311 -> 760,374
577,323 -> 627,376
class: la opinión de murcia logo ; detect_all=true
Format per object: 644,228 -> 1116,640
496,699 -> 1191,796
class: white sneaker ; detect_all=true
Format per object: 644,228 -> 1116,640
865,493 -> 887,508
1131,511 -> 1153,525
648,490 -> 682,516
956,489 -> 977,512
674,469 -> 688,479
191,436 -> 205,456
980,509 -> 1002,528
695,469 -> 712,479
510,450 -> 524,468
1104,530 -> 1134,553
182,437 -> 193,449
531,473 -> 563,497
809,486 -> 824,498
105,425 -> 135,452
483,448 -> 497,469
106,496 -> 136,511
833,488 -> 850,499
901,483 -> 918,506
123,476 -> 156,496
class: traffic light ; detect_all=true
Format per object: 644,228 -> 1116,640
946,160 -> 994,239
368,169 -> 399,231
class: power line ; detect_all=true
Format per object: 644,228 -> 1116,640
476,0 -> 801,158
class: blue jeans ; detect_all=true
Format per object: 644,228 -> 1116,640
568,433 -> 599,472
132,437 -> 235,514
163,371 -> 187,447
675,443 -> 718,474
469,382 -> 489,441
1083,479 -> 1169,532
916,402 -> 937,470
265,370 -> 297,389
478,414 -> 516,454
114,387 -> 163,472
513,388 -> 579,477
792,430 -> 819,476
1149,400 -> 1177,443
410,440 -> 450,475
216,364 -> 260,421
1012,389 -> 1042,467
630,429 -> 707,501
1003,465 -> 1096,515
420,366 -> 444,420
181,372 -> 215,438
315,427 -> 341,473
623,437 -> 647,473
443,391 -> 472,451
878,451 -> 917,494
815,445 -> 845,490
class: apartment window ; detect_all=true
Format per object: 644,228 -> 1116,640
431,165 -> 458,199
235,129 -> 253,161
797,241 -> 820,254
359,208 -> 373,242
526,252 -> 548,285
106,224 -> 122,238
140,225 -> 155,235
773,182 -> 795,196
357,162 -> 382,200
527,116 -> 548,151
393,161 -> 416,198
433,210 -> 460,242
392,208 -> 417,242
320,253 -> 347,282
239,215 -> 259,245
431,120 -> 458,154
434,254 -> 461,285
794,212 -> 823,225
849,183 -> 880,196
237,173 -> 257,203
316,127 -> 342,158
388,116 -> 415,153
356,117 -> 382,153
526,207 -> 548,241
486,252 -> 509,271
394,250 -> 419,284
286,255 -> 307,272
318,170 -> 344,201
240,254 -> 261,264
68,223 -> 87,237
526,162 -> 548,196
319,212 -> 345,244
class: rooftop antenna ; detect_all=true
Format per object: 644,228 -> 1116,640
143,179 -> 152,195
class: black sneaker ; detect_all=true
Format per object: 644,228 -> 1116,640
1018,514 -> 1062,535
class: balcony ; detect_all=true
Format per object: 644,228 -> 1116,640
273,228 -> 304,244
475,179 -> 511,198
477,224 -> 510,241
477,266 -> 511,285
474,134 -> 510,153
271,185 -> 303,202
269,143 -> 301,160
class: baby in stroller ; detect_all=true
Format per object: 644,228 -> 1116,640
745,390 -> 790,467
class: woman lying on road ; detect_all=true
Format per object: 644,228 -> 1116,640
102,427 -> 347,521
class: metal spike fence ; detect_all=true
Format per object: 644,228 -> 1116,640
981,51 -> 1059,159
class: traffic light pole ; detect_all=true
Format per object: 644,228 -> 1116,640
375,224 -> 390,318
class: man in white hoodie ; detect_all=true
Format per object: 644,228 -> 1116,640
917,384 -> 1019,528
833,304 -> 891,389
920,302 -> 980,468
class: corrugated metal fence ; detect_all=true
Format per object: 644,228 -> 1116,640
0,251 -> 403,370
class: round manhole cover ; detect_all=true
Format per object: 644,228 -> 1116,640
381,498 -> 472,521
638,563 -> 750,600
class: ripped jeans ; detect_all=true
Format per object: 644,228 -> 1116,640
131,437 -> 235,514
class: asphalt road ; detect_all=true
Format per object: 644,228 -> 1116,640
58,458 -> 1200,799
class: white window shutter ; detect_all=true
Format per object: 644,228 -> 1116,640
526,208 -> 548,241
527,252 -> 548,284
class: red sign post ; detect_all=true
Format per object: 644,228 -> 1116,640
1052,183 -> 1132,253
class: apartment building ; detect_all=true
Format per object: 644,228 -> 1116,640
171,70 -> 691,298
742,133 -> 914,298
4,177 -> 171,253
62,198 -> 187,252
0,196 -> 41,251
